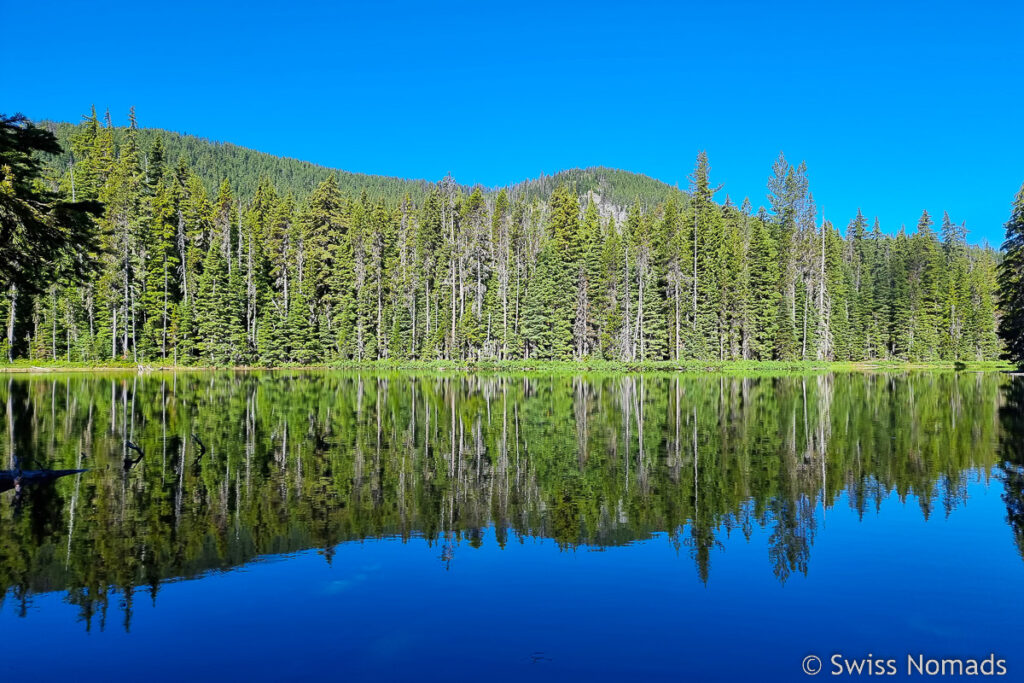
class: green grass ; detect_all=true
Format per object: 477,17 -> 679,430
332,358 -> 1016,376
1,357 -> 1015,375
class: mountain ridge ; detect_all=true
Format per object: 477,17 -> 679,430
41,119 -> 689,209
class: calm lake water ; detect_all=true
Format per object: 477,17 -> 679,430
2,370 -> 1023,681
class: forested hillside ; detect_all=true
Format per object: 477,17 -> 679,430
41,114 -> 438,204
40,115 -> 686,209
1,108 -> 1003,365
508,167 -> 687,209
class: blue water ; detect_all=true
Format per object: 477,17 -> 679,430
2,371 -> 1022,681
5,481 -> 1019,681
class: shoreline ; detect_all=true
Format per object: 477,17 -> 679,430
0,359 -> 1015,375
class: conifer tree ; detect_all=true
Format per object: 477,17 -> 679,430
940,212 -> 970,359
748,210 -> 780,359
907,211 -> 944,359
196,240 -> 232,364
888,227 -> 912,358
0,113 -> 102,360
3,108 -> 1008,368
690,153 -> 725,359
824,221 -> 849,360
998,183 -> 1024,365
868,219 -> 891,358
574,197 -> 602,357
546,184 -> 579,359
522,247 -> 557,359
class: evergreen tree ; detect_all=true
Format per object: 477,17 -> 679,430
998,183 -> 1024,365
0,113 -> 101,360
747,210 -> 780,359
521,247 -> 557,359
824,221 -> 850,360
546,184 -> 579,359
196,240 -> 232,364
690,152 -> 724,359
2,108 -> 1007,368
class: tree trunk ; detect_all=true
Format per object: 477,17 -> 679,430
6,285 -> 16,363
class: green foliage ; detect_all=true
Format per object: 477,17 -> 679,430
0,114 -> 102,294
1,109 -> 1007,367
998,184 -> 1024,366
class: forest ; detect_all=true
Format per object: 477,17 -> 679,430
0,108 -> 1007,366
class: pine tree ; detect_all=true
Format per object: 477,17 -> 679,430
196,240 -> 232,364
546,184 -> 579,359
491,188 -> 512,358
846,210 -> 870,359
968,247 -> 1001,360
998,183 -> 1024,365
907,211 -> 944,360
140,175 -> 180,360
824,222 -> 850,360
598,219 -> 624,358
574,196 -> 602,357
657,196 -> 688,359
888,227 -> 912,358
521,247 -> 557,359
747,210 -> 780,359
68,106 -> 101,200
0,113 -> 101,361
285,272 -> 315,364
690,152 -> 724,359
720,200 -> 747,359
940,212 -> 970,360
767,154 -> 806,360
460,187 -> 489,358
868,219 -> 891,359
304,175 -> 346,357
5,108 -> 1009,368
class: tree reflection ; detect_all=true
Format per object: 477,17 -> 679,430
998,376 -> 1024,559
0,369 -> 1013,629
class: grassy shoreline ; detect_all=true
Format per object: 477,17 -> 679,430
0,358 -> 1015,375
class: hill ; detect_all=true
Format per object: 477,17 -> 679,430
40,119 -> 687,208
41,120 -> 436,203
41,118 -> 688,208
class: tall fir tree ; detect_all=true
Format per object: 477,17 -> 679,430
998,183 -> 1024,365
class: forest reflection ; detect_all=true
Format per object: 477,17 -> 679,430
1,370 -> 1021,630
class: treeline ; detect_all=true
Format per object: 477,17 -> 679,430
1,109 -> 1003,365
41,121 -> 685,210
42,117 -> 438,204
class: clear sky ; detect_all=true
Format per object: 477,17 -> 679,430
4,0 -> 1021,246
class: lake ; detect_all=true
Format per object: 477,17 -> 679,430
1,370 -> 1022,681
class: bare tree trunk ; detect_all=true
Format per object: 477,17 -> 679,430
122,246 -> 130,357
111,302 -> 117,359
130,284 -> 138,364
6,285 -> 16,363
636,268 -> 644,362
802,283 -> 808,360
376,269 -> 383,358
674,277 -> 681,361
692,213 -> 698,331
162,259 -> 168,359
51,287 -> 57,360
450,260 -> 456,360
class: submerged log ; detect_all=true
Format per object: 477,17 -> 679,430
0,468 -> 87,493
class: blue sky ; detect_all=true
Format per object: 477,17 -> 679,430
4,0 -> 1021,246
